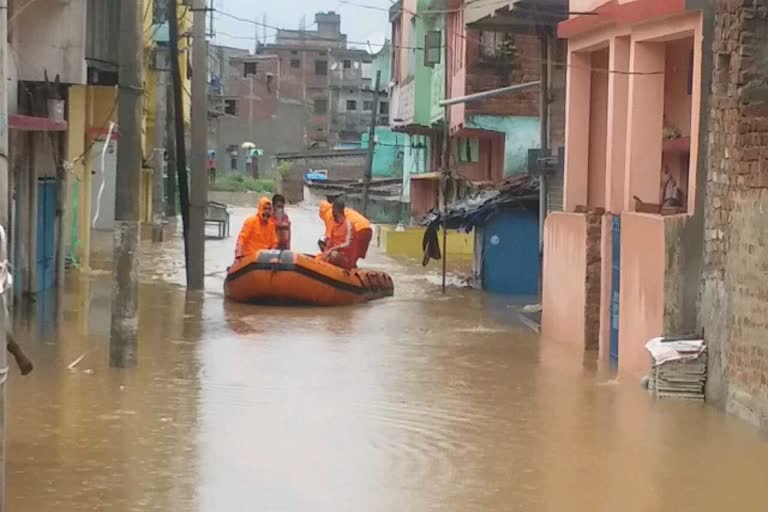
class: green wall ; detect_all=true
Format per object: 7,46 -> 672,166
468,115 -> 541,175
361,127 -> 406,177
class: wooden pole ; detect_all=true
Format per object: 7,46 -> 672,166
110,0 -> 144,367
361,70 -> 381,217
188,0 -> 208,289
168,0 -> 191,275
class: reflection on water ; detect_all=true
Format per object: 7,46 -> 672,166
6,206 -> 768,511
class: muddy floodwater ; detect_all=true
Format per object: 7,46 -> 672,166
6,205 -> 768,511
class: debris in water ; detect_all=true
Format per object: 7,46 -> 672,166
67,353 -> 87,370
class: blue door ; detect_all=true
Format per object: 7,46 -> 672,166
36,180 -> 57,293
609,215 -> 621,362
481,211 -> 540,296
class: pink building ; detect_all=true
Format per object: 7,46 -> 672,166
542,0 -> 708,376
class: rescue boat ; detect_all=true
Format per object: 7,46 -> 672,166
224,250 -> 394,306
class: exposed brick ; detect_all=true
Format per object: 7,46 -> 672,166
703,0 -> 768,427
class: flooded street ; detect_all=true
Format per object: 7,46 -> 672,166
6,205 -> 768,511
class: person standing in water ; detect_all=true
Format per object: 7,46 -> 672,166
272,194 -> 291,250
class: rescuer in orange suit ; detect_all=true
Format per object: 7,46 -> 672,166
318,199 -> 334,251
318,198 -> 371,266
344,206 -> 372,264
235,197 -> 278,259
320,199 -> 357,270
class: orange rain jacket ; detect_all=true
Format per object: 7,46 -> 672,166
325,215 -> 356,269
319,201 -> 370,237
319,200 -> 334,239
235,197 -> 278,258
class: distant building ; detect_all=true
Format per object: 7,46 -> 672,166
256,11 -> 390,148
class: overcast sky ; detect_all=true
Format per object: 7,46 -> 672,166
212,0 -> 394,52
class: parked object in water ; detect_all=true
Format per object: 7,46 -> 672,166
225,250 -> 394,306
645,336 -> 707,401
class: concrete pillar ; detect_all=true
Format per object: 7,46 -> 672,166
624,41 -> 666,210
563,50 -> 591,211
605,36 -> 631,213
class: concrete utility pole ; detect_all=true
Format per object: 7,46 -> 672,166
361,70 -> 381,216
110,0 -> 144,368
0,0 -> 9,505
188,0 -> 208,289
152,58 -> 167,243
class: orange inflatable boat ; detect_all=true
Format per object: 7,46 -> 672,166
225,250 -> 394,306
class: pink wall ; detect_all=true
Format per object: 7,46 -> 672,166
618,212 -> 665,376
410,178 -> 439,219
587,49 -> 609,209
624,41 -> 665,209
542,213 -> 587,350
605,36 -> 630,213
563,51 -> 592,211
447,10 -> 467,131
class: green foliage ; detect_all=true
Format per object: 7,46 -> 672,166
209,174 -> 275,194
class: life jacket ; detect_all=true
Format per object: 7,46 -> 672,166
235,197 -> 278,257
345,207 -> 371,233
273,210 -> 291,250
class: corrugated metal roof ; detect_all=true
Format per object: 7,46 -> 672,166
86,0 -> 120,70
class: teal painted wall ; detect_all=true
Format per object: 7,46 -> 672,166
361,127 -> 406,177
370,40 -> 391,88
468,116 -> 540,175
402,135 -> 430,200
427,14 -> 445,124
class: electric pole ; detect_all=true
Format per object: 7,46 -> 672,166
0,0 -> 9,505
361,70 -> 381,216
168,0 -> 191,275
188,0 -> 208,289
110,0 -> 144,367
152,53 -> 167,243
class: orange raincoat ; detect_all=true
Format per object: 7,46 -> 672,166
235,197 -> 278,258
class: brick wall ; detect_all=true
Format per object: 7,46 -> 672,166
702,0 -> 768,427
464,31 -> 540,118
584,213 -> 602,350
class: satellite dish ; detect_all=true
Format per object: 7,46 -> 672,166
364,32 -> 388,55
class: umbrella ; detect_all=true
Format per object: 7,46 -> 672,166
240,142 -> 264,157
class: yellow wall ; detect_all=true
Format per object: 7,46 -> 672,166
377,225 -> 474,260
143,0 -> 192,225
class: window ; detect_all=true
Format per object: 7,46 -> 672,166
379,101 -> 389,115
290,58 -> 300,68
291,50 -> 299,55
456,138 -> 479,163
479,31 -> 516,60
224,99 -> 237,116
363,101 -> 373,111
243,62 -> 257,77
314,98 -> 328,114
315,60 -> 328,75
346,100 -> 357,111
343,59 -> 352,69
